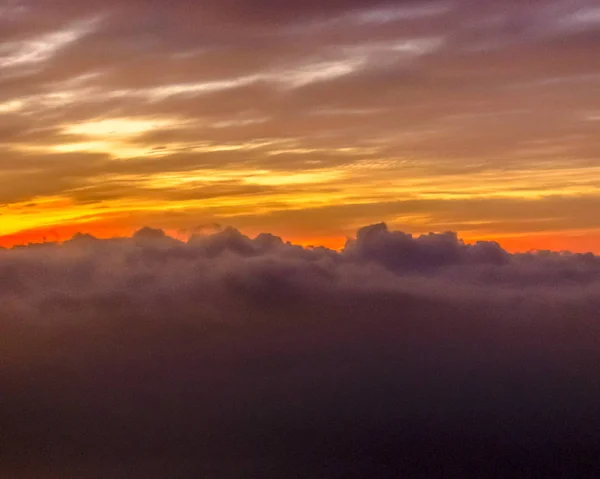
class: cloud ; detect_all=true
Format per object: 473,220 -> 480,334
2,223 -> 600,477
1,0 -> 600,248
344,222 -> 510,271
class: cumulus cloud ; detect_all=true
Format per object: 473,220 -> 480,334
344,222 -> 510,271
2,223 -> 600,477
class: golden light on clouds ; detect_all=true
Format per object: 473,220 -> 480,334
0,99 -> 24,113
63,118 -> 179,138
1,0 -> 600,251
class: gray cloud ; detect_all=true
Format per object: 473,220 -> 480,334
2,223 -> 600,477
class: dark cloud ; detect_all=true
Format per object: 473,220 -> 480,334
22,0 -> 440,26
2,223 -> 600,477
344,222 -> 510,271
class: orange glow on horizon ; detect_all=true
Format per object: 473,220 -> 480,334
0,223 -> 134,248
481,232 -> 600,255
2,221 -> 600,254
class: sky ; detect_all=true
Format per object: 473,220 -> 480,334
1,0 -> 600,250
4,3 -> 600,474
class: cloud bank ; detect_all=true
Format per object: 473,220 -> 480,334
2,223 -> 600,477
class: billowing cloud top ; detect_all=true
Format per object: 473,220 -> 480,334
2,224 -> 600,477
1,0 -> 600,251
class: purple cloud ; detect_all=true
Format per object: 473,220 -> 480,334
2,224 -> 600,477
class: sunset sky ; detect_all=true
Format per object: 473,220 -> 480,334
6,2 -> 600,475
2,0 -> 600,250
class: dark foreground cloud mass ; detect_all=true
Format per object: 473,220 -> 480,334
2,224 -> 600,478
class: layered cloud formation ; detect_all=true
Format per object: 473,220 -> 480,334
1,0 -> 600,249
2,224 -> 600,477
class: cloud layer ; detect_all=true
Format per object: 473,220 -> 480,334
2,224 -> 600,477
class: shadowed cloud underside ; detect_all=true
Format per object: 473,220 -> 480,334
3,223 -> 600,477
